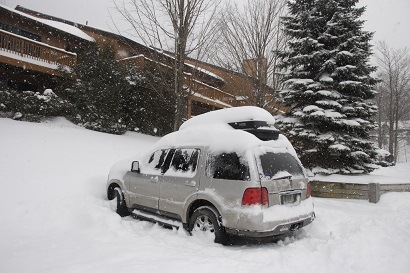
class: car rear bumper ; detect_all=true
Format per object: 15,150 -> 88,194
225,212 -> 315,237
221,197 -> 315,238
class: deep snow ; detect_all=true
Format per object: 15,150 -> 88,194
315,162 -> 410,184
0,117 -> 409,273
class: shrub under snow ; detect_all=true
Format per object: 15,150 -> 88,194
0,88 -> 71,122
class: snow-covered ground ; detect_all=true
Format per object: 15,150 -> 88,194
0,118 -> 409,273
315,162 -> 410,184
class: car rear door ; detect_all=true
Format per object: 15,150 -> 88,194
255,147 -> 308,207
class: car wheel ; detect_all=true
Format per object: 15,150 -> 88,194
189,206 -> 227,245
114,187 -> 130,217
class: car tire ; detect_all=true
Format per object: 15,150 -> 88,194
189,206 -> 227,245
114,187 -> 130,217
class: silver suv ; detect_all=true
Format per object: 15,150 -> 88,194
107,107 -> 314,244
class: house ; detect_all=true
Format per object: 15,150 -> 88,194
0,4 -> 94,91
1,4 -> 284,118
183,57 -> 286,115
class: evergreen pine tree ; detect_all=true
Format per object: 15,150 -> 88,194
122,64 -> 175,136
67,44 -> 128,134
277,0 -> 379,174
58,44 -> 175,136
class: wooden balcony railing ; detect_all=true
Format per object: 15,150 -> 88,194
0,29 -> 76,71
190,79 -> 236,107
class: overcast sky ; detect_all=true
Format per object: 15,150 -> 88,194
3,0 -> 410,50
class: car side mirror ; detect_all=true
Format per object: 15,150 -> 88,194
131,161 -> 140,173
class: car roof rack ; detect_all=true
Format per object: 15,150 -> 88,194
228,121 -> 280,141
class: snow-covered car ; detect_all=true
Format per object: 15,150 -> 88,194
107,106 -> 315,244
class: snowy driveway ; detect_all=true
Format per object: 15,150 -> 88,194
0,118 -> 409,273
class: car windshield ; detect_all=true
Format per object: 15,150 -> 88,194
258,151 -> 305,179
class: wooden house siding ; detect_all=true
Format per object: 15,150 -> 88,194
0,5 -> 93,90
5,5 -> 284,116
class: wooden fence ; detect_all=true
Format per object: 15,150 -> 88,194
310,181 -> 410,203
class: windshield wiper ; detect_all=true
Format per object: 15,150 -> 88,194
270,171 -> 292,180
272,175 -> 292,180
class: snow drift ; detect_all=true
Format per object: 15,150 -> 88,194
0,117 -> 409,273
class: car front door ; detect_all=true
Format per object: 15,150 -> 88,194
127,149 -> 175,210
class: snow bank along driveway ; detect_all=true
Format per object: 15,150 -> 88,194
0,118 -> 409,273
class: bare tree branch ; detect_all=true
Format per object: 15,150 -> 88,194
375,41 -> 410,161
211,0 -> 287,110
114,0 -> 220,129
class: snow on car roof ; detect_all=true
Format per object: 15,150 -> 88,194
152,126 -> 297,158
153,125 -> 259,154
152,107 -> 295,156
179,106 -> 276,131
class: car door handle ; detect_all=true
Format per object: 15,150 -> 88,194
150,176 -> 159,183
185,180 -> 197,187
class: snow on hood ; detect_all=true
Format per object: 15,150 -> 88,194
179,106 -> 276,131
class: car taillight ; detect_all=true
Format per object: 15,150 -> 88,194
306,182 -> 311,198
242,187 -> 269,206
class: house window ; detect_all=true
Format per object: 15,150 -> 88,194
0,22 -> 41,42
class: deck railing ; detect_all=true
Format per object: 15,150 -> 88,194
121,55 -> 236,108
190,79 -> 235,107
0,29 -> 76,69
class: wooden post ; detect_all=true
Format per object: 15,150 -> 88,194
368,183 -> 380,203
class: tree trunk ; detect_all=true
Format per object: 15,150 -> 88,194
173,45 -> 188,131
377,93 -> 383,148
393,94 -> 400,162
388,107 -> 395,154
388,73 -> 395,154
173,0 -> 189,131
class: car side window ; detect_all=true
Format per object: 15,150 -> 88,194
168,148 -> 200,176
147,149 -> 175,174
207,152 -> 249,181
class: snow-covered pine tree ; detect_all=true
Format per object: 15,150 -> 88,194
68,44 -> 128,134
277,0 -> 379,174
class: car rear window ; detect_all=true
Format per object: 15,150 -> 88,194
259,152 -> 305,179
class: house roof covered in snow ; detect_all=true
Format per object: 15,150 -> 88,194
13,5 -> 226,86
0,4 -> 95,42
